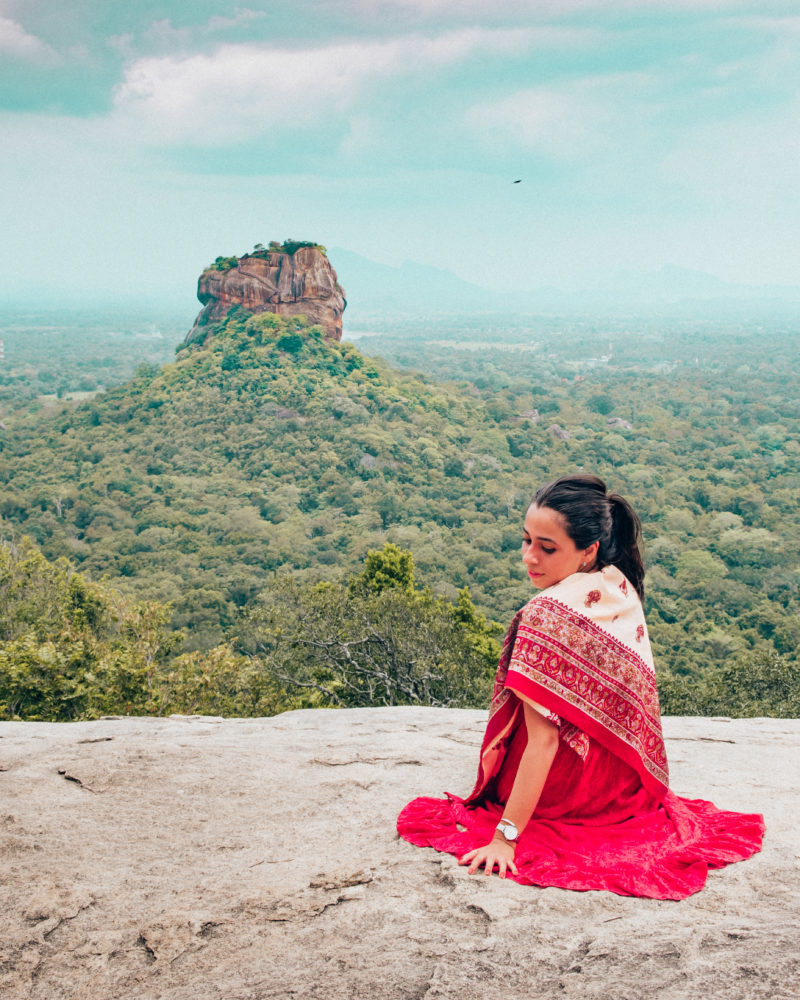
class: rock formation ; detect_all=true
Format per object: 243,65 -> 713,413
185,245 -> 346,345
607,416 -> 634,430
547,422 -> 571,441
0,709 -> 796,1000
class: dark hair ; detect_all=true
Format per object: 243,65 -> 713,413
532,473 -> 645,601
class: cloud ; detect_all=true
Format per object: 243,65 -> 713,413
144,18 -> 192,50
140,12 -> 269,53
108,33 -> 135,57
111,28 -> 537,145
206,8 -> 269,31
326,0 -> 764,16
465,89 -> 597,160
464,73 -> 654,161
0,14 -> 56,60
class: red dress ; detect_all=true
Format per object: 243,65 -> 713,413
397,567 -> 765,900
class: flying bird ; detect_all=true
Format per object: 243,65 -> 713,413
513,179 -> 522,183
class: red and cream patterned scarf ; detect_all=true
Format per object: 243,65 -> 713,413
470,565 -> 669,801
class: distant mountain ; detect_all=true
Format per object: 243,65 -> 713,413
576,264 -> 800,313
329,248 -> 800,321
328,248 -> 494,318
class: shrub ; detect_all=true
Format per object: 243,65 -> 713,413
658,650 -> 800,718
210,256 -> 239,272
238,545 -> 502,710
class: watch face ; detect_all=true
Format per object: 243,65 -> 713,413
499,821 -> 518,841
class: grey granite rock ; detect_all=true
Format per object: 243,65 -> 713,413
0,710 -> 797,999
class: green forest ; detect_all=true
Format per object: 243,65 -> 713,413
1,305 -> 798,720
0,307 -> 178,409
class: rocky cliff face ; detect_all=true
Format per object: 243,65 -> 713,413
185,246 -> 346,344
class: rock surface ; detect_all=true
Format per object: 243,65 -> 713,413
0,710 -> 797,1000
186,247 -> 346,344
547,423 -> 571,441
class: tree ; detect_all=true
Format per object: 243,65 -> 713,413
354,542 -> 415,595
444,457 -> 465,477
237,546 -> 501,710
0,538 -> 180,719
276,333 -> 305,354
587,393 -> 614,415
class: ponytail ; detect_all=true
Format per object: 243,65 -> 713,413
603,494 -> 645,602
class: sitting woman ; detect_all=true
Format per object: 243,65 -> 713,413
397,474 -> 765,899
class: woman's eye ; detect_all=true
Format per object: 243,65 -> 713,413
542,547 -> 556,555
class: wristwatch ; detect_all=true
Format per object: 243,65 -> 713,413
496,818 -> 519,842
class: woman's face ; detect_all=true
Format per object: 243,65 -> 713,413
521,504 -> 598,591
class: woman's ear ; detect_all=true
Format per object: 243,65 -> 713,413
585,540 -> 600,564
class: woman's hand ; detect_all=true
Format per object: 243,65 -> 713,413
459,836 -> 519,878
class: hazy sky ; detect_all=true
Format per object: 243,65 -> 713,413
2,0 -> 799,307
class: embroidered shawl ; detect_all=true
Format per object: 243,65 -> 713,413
468,565 -> 669,802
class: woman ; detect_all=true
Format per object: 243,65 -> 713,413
397,474 -> 765,899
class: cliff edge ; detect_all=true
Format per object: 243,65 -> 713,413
0,710 -> 796,999
185,243 -> 346,344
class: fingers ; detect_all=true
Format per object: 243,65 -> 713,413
459,842 -> 517,878
469,850 -> 492,875
470,850 -> 500,876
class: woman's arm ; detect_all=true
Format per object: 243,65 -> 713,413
459,700 -> 559,877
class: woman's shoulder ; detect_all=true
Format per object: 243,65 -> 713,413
516,566 -> 654,670
520,565 -> 642,625
537,564 -> 634,603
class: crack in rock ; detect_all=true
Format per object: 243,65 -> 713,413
309,755 -> 425,767
670,737 -> 736,744
136,932 -> 157,965
465,903 -> 491,925
57,768 -> 102,793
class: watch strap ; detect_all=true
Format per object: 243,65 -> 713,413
496,818 -> 519,842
